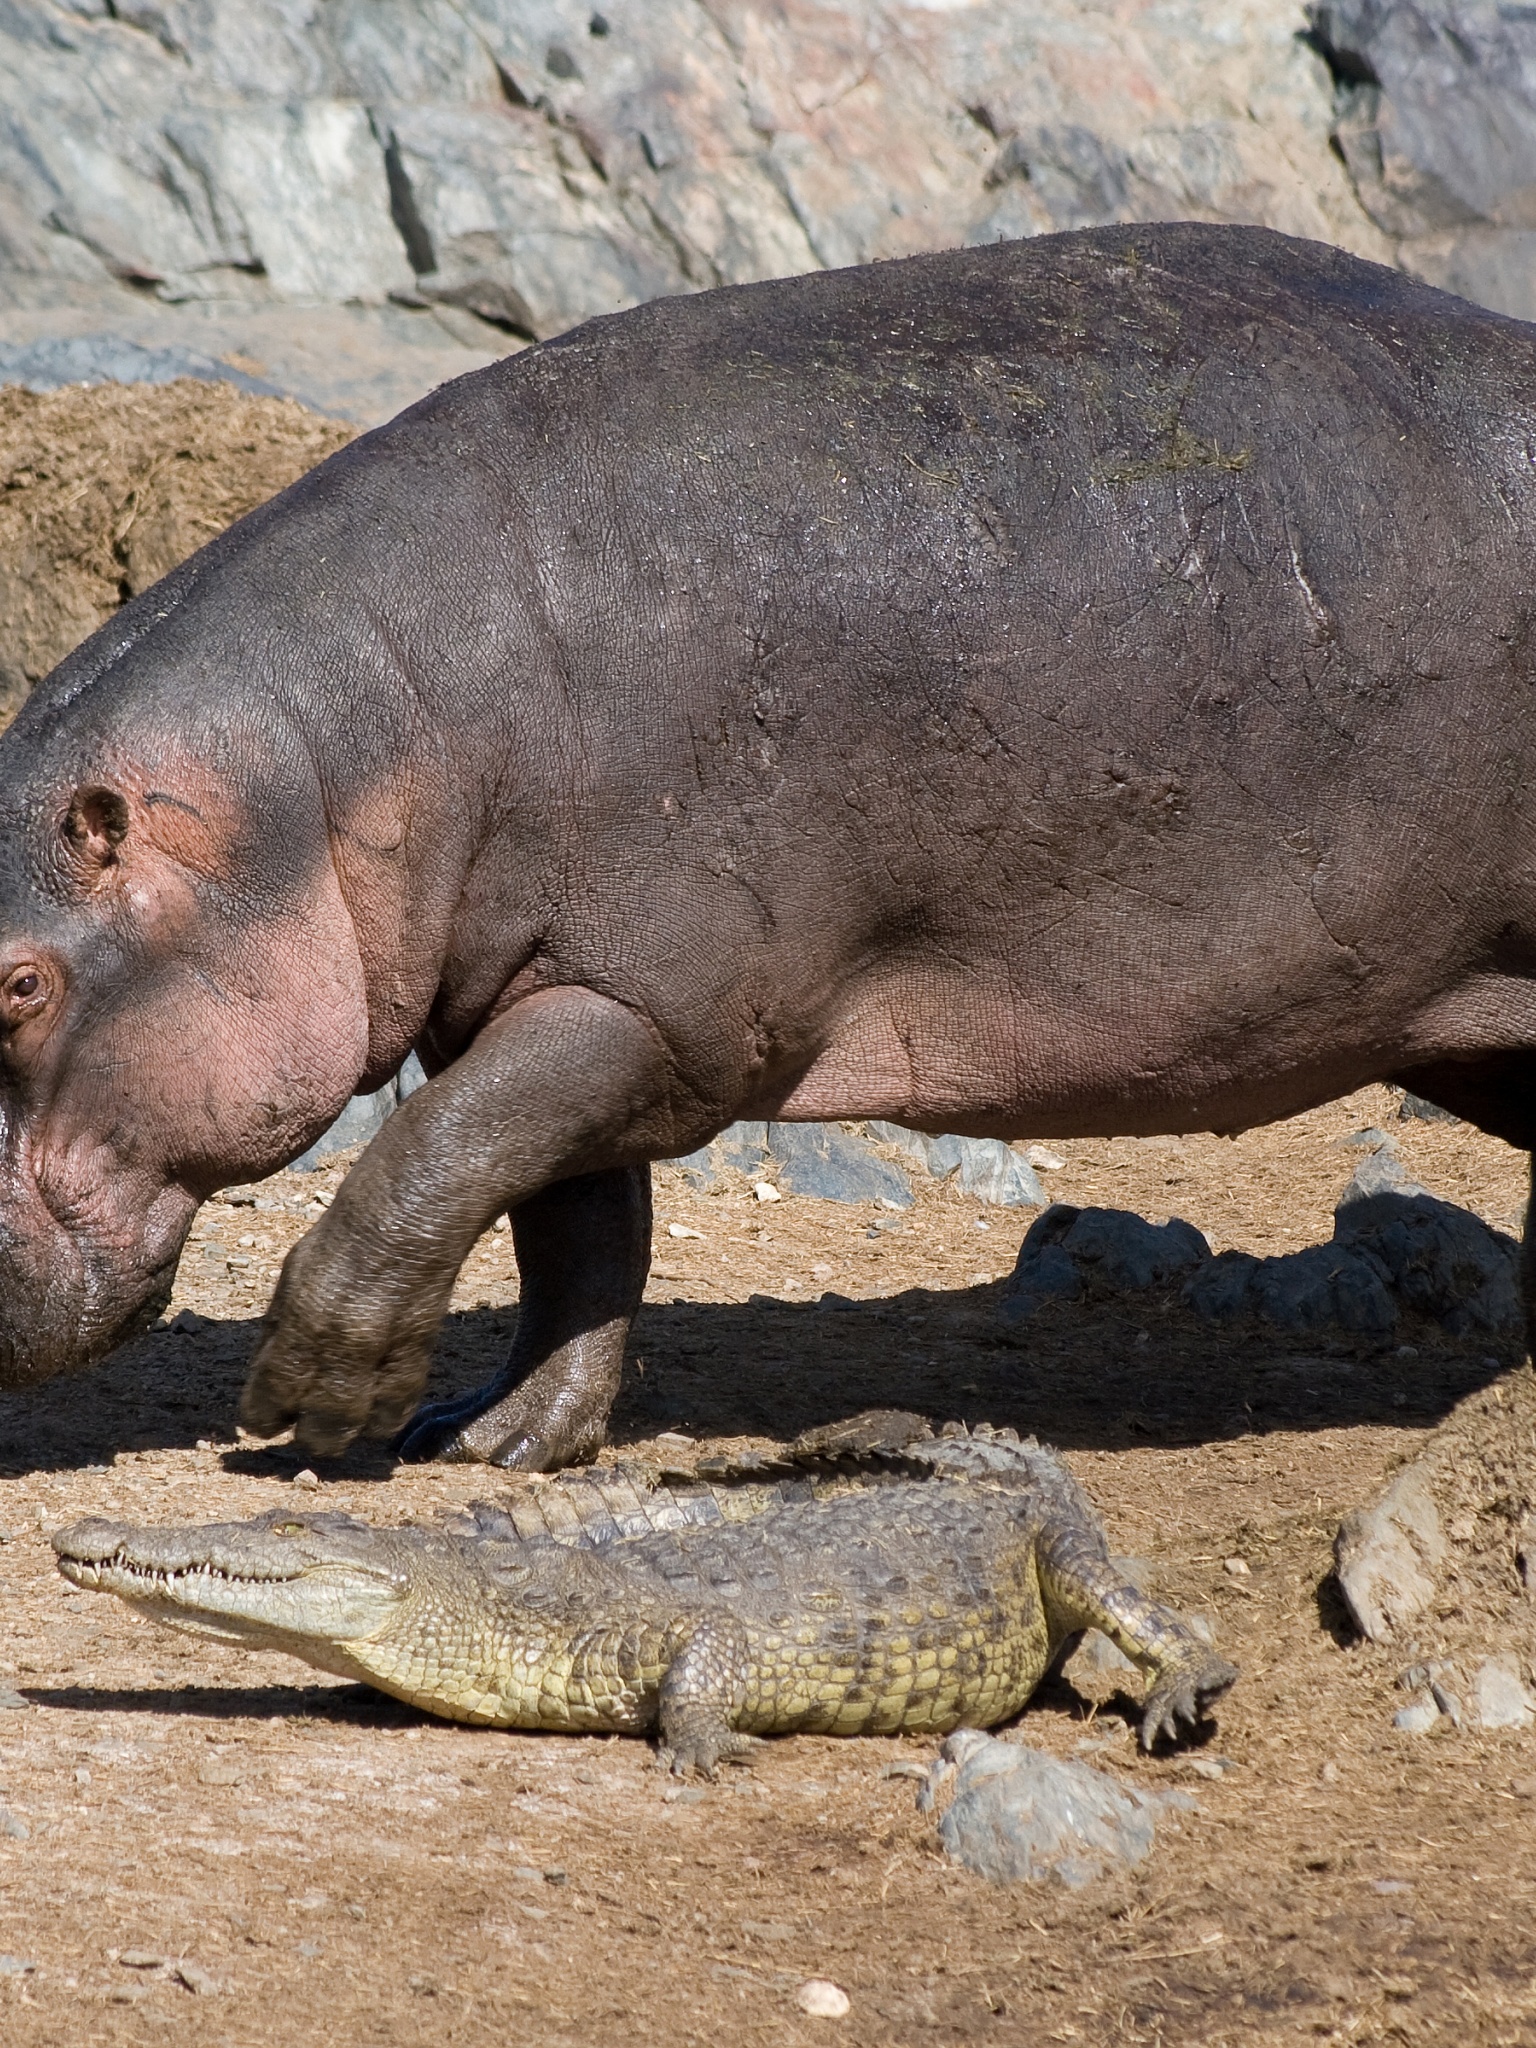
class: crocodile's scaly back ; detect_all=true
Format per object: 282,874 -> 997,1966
54,1415 -> 1236,1770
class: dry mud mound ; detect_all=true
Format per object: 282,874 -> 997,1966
0,379 -> 354,718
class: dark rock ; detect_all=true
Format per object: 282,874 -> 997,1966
1004,1205 -> 1209,1323
1334,1155 -> 1522,1334
1184,1243 -> 1398,1333
766,1122 -> 913,1207
1396,1090 -> 1460,1124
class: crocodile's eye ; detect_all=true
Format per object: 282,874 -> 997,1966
273,1522 -> 306,1537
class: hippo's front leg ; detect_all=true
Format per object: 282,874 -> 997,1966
239,987 -> 670,1460
395,1164 -> 651,1467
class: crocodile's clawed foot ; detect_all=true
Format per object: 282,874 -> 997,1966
658,1731 -> 764,1781
1138,1651 -> 1240,1751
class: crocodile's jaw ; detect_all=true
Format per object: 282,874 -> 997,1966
56,1550 -> 404,1659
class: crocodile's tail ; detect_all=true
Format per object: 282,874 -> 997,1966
448,1410 -> 1097,1553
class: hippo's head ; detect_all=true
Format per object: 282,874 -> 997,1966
0,665 -> 375,1386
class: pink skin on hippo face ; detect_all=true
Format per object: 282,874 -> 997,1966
3,222 -> 1536,1467
0,769 -> 370,1384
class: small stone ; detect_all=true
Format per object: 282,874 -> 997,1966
1178,1756 -> 1234,1781
0,1954 -> 37,1974
1223,1556 -> 1250,1577
752,1182 -> 781,1203
0,1686 -> 29,1710
174,1962 -> 221,1995
542,1867 -> 568,1886
511,1865 -> 544,1882
1025,1145 -> 1065,1171
653,1432 -> 694,1450
1319,1761 -> 1339,1784
1371,1878 -> 1412,1895
879,1761 -> 930,1781
0,1807 -> 30,1839
1469,1653 -> 1536,1730
1334,1126 -> 1397,1152
1393,1699 -> 1440,1735
795,1979 -> 851,2019
1509,1774 -> 1536,1799
169,1310 -> 207,1334
291,1469 -> 320,1490
118,1950 -> 167,1970
920,1731 -> 1164,1886
666,1222 -> 704,1240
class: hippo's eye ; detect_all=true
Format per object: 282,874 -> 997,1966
0,966 -> 47,1022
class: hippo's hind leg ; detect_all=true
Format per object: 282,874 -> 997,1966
396,1165 -> 651,1467
239,987 -> 671,1461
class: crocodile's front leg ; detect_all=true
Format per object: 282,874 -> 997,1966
239,986 -> 672,1460
396,1164 -> 652,1468
1039,1533 -> 1238,1750
657,1620 -> 759,1778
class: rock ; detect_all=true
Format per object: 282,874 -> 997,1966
1397,1090 -> 1460,1124
1393,1698 -> 1441,1735
1184,1243 -> 1398,1333
1333,1155 -> 1522,1334
291,1051 -> 430,1170
752,1182 -> 781,1204
766,1123 -> 913,1207
1003,1203 -> 1209,1318
173,1962 -> 222,1996
291,1468 -> 321,1491
1308,3 -> 1536,318
168,1310 -> 207,1335
0,332 -> 282,397
794,1979 -> 851,2019
0,1954 -> 36,1973
292,1082 -> 397,1170
0,1805 -> 29,1836
919,1730 -> 1179,1887
1334,1462 -> 1447,1641
1334,1125 -> 1397,1150
866,1124 -> 1043,1206
1025,1145 -> 1065,1171
0,1686 -> 28,1712
1469,1654 -> 1536,1731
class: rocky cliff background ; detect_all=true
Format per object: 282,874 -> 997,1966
3,3 -> 1535,426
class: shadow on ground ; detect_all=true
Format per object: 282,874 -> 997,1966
0,1284 -> 1518,1477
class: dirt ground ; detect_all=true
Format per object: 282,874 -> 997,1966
0,381 -> 353,716
0,1084 -> 1533,2047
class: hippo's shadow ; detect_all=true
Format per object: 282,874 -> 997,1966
0,1284 -> 1516,1476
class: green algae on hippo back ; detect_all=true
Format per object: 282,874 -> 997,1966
54,1417 -> 1236,1773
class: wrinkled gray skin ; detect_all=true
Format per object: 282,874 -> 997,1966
1,222 -> 1535,1467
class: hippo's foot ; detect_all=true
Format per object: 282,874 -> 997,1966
396,1330 -> 625,1469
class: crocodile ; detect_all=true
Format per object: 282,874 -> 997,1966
54,1415 -> 1236,1773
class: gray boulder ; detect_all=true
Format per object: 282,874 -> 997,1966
291,1051 -> 428,1170
918,1730 -> 1182,1887
1002,1204 -> 1210,1320
766,1122 -> 912,1208
867,1124 -> 1043,1207
1308,4 -> 1536,319
0,332 -> 283,396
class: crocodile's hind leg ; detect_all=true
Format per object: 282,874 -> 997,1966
656,1620 -> 760,1778
1038,1531 -> 1238,1750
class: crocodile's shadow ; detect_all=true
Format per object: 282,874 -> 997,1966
0,1284 -> 1516,1477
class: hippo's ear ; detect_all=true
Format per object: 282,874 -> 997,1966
62,786 -> 130,883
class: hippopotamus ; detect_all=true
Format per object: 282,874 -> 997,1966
0,221 -> 1532,1469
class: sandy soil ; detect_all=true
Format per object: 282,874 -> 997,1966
0,1084 -> 1533,2047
